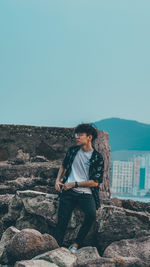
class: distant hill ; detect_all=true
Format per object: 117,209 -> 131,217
92,118 -> 150,152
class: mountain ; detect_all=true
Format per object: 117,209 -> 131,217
92,117 -> 150,152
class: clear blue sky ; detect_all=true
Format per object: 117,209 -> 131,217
0,0 -> 150,127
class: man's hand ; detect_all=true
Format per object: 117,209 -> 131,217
63,182 -> 75,191
55,181 -> 64,192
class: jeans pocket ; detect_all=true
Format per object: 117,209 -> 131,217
82,193 -> 93,199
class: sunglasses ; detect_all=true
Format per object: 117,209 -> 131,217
74,133 -> 86,138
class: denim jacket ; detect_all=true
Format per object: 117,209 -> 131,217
61,145 -> 104,210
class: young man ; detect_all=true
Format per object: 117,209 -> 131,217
54,123 -> 104,253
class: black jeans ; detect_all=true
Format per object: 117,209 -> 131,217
54,189 -> 96,247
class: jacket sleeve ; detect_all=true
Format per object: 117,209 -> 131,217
93,154 -> 104,185
61,147 -> 71,169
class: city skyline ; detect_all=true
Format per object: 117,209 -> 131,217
111,153 -> 150,197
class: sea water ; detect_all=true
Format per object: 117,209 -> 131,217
111,196 -> 150,203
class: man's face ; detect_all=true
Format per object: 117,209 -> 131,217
75,132 -> 92,146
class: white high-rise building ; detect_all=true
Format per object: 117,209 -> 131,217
111,161 -> 133,194
145,154 -> 150,190
133,157 -> 140,194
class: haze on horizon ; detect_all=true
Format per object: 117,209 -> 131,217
0,0 -> 150,127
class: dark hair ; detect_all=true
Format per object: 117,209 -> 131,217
74,123 -> 98,142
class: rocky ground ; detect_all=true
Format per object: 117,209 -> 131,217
0,125 -> 149,266
0,190 -> 150,266
0,159 -> 61,195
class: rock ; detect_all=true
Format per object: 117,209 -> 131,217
0,226 -> 20,264
6,228 -> 59,264
0,192 -> 150,266
1,190 -> 150,252
11,159 -> 25,165
17,190 -> 57,199
0,223 -> 3,241
2,194 -> 23,233
1,192 -> 59,237
20,196 -> 57,226
0,185 -> 12,195
77,256 -> 147,267
76,246 -> 100,265
76,257 -> 116,267
112,256 -> 149,267
14,259 -> 58,267
109,197 -> 150,214
0,161 -> 60,195
16,149 -> 30,163
15,191 -> 60,231
121,198 -> 150,213
30,155 -> 49,162
0,194 -> 14,216
103,235 -> 150,265
107,197 -> 123,207
4,178 -> 36,193
96,204 -> 150,253
33,247 -> 77,267
7,190 -> 84,243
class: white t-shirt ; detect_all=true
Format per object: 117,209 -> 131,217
66,147 -> 94,194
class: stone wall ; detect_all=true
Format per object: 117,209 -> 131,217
0,124 -> 75,161
0,124 -> 111,199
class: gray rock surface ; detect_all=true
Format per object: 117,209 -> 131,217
76,257 -> 116,267
0,226 -> 20,264
33,247 -> 77,267
1,190 -> 85,246
77,256 -> 147,267
103,235 -> 150,265
75,246 -> 100,265
0,161 -> 59,195
14,260 -> 58,267
96,204 -> 150,253
1,190 -> 150,254
6,228 -> 58,264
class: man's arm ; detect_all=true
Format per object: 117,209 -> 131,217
55,146 -> 72,192
76,180 -> 98,187
62,180 -> 98,191
55,165 -> 66,192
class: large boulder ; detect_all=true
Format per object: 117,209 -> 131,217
17,191 -> 59,227
0,226 -> 20,264
96,204 -> 150,253
6,228 -> 59,264
103,235 -> 150,266
2,191 -> 59,235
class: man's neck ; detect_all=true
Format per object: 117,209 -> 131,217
80,144 -> 93,152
